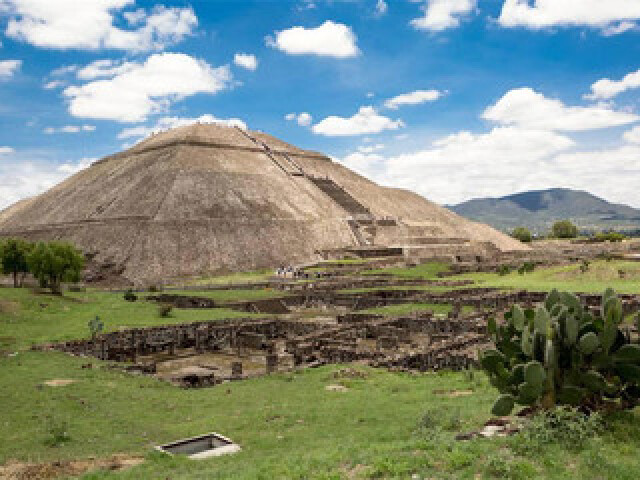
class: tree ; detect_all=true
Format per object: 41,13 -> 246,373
552,220 -> 578,239
511,227 -> 532,243
27,242 -> 84,294
0,238 -> 32,287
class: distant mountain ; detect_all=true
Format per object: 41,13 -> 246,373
448,188 -> 640,234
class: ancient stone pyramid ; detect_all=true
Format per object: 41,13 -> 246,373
0,124 -> 527,284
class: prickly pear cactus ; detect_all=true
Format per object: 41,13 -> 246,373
481,289 -> 640,415
88,315 -> 104,340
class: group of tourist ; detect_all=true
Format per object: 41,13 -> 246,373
275,265 -> 304,278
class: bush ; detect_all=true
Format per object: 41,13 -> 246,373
580,260 -> 590,273
511,227 -> 532,243
552,220 -> 578,239
498,265 -> 512,276
0,238 -> 32,287
513,407 -> 603,453
27,242 -> 84,294
158,303 -> 173,318
594,232 -> 626,242
123,289 -> 137,302
517,262 -> 535,275
481,288 -> 640,416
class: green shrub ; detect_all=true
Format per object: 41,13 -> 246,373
158,303 -> 173,318
594,232 -> 626,242
43,417 -> 71,447
123,289 -> 137,302
513,407 -> 603,453
580,260 -> 590,273
498,265 -> 512,276
481,289 -> 640,416
511,227 -> 532,243
552,220 -> 578,239
517,262 -> 535,275
88,315 -> 104,340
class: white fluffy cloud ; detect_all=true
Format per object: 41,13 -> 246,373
285,112 -> 312,127
0,0 -> 197,51
312,106 -> 404,136
267,21 -> 359,58
357,143 -> 384,153
498,0 -> 640,34
0,146 -> 14,155
411,0 -> 476,32
43,125 -> 95,134
63,53 -> 233,123
586,68 -> 640,101
0,59 -> 21,77
0,156 -> 93,210
117,114 -> 247,141
623,125 -> 640,144
341,126 -> 576,205
76,59 -> 136,80
384,89 -> 443,109
483,87 -> 639,131
375,0 -> 388,16
233,53 -> 258,71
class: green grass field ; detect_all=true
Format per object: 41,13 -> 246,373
361,303 -> 475,316
1,352 -> 640,479
364,262 -> 450,279
458,260 -> 640,294
0,288 -> 265,350
2,260 -> 640,479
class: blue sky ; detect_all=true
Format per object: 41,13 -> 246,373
1,0 -> 640,209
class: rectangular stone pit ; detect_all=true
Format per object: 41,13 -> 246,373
156,432 -> 240,459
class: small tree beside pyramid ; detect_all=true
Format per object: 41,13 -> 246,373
27,242 -> 84,294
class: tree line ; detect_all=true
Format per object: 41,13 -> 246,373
511,220 -> 627,243
0,238 -> 84,294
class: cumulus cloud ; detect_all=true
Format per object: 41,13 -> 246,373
482,87 -> 639,131
375,0 -> 388,17
586,68 -> 640,101
623,125 -> 640,144
285,112 -> 313,127
0,156 -> 94,210
0,0 -> 197,51
233,53 -> 258,71
266,21 -> 359,58
340,126 -> 576,205
498,0 -> 640,34
63,53 -> 233,123
411,0 -> 476,32
117,114 -> 247,141
384,89 -> 443,109
312,106 -> 404,136
357,143 -> 384,153
43,125 -> 95,134
76,59 -> 136,80
0,59 -> 21,77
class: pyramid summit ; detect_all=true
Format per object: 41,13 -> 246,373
0,123 -> 526,284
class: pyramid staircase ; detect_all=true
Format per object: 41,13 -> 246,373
235,126 -> 305,176
308,177 -> 371,216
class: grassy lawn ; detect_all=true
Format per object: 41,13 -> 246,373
167,269 -> 274,287
1,352 -> 639,479
364,262 -> 450,279
458,260 -> 640,294
361,303 -> 475,316
166,288 -> 288,303
0,288 -> 263,350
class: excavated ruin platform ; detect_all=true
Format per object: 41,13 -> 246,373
0,123 -> 527,284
